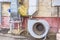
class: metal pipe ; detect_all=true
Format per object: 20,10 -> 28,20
0,3 -> 2,25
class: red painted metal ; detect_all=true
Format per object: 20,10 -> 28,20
22,17 -> 60,33
1,16 -> 60,33
1,16 -> 10,28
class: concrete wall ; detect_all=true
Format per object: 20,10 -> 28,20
23,0 -> 58,17
24,0 -> 59,17
35,0 -> 58,17
36,0 -> 51,17
2,2 -> 10,16
2,3 -> 10,27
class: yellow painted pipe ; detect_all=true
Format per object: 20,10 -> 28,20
18,5 -> 28,16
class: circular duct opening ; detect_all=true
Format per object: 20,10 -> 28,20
33,22 -> 45,35
28,20 -> 50,38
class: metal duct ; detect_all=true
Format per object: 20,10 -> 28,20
28,20 -> 50,38
10,0 -> 18,20
0,3 -> 2,24
28,0 -> 38,15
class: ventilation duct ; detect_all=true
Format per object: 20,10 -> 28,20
10,0 -> 18,20
28,0 -> 38,15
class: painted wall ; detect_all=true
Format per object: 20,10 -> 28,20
2,3 -> 10,28
35,0 -> 58,17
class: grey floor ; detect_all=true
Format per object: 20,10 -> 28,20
0,34 -> 56,40
0,28 -> 56,40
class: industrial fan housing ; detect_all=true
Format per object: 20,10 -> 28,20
28,19 -> 50,38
